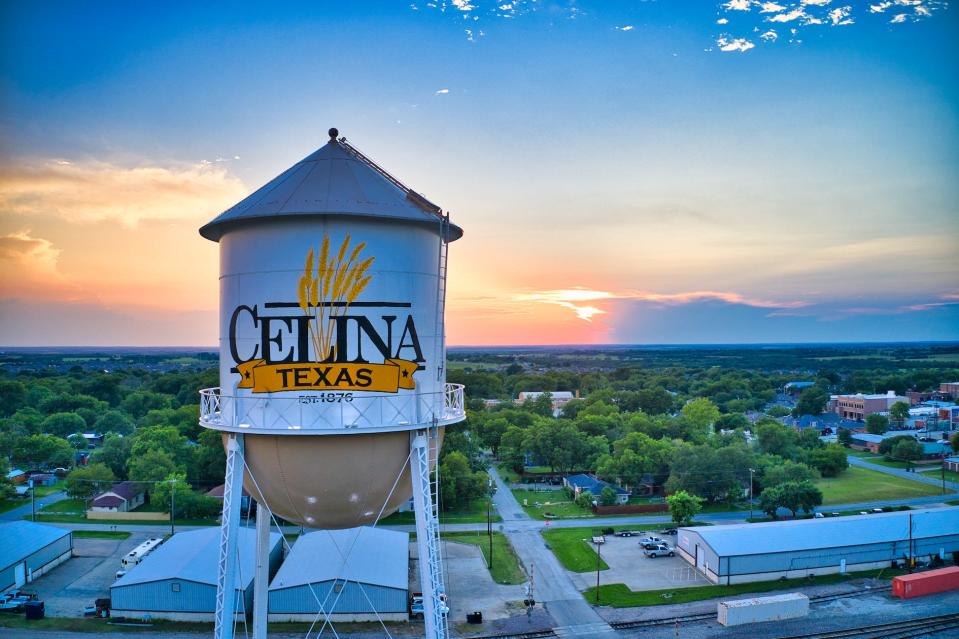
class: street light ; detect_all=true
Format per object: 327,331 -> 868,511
487,477 -> 493,570
594,536 -> 604,604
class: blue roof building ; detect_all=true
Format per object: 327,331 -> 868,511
563,474 -> 629,504
0,521 -> 73,592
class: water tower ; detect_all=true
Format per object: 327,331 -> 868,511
198,129 -> 465,639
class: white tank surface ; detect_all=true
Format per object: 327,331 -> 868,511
198,128 -> 465,529
717,592 -> 809,627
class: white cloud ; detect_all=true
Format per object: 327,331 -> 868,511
0,230 -> 76,302
724,0 -> 754,9
0,160 -> 247,227
890,12 -> 908,21
828,5 -> 854,24
760,29 -> 779,40
717,36 -> 757,51
760,2 -> 786,12
614,25 -> 635,31
435,88 -> 450,94
802,0 -> 832,5
717,17 -> 730,23
767,8 -> 807,22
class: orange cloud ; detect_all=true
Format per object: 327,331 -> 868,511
0,160 -> 247,226
0,230 -> 78,301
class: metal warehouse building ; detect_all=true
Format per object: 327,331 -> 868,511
111,527 -> 282,621
0,521 -> 73,592
269,527 -> 409,622
677,507 -> 959,585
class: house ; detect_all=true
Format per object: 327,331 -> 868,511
517,391 -> 577,416
5,469 -> 27,485
945,457 -> 959,473
783,381 -> 815,397
833,391 -> 909,421
28,473 -> 57,487
849,432 -> 900,454
90,482 -> 146,513
206,484 -> 252,513
563,473 -> 629,504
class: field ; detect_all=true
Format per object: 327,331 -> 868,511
584,567 -> 908,607
542,524 -> 671,573
445,531 -> 526,584
512,488 -> 592,519
814,466 -> 944,504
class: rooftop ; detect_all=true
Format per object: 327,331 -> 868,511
200,131 -> 462,242
0,521 -> 71,570
113,528 -> 281,589
680,507 -> 959,557
269,527 -> 409,591
94,481 -> 142,502
565,473 -> 628,495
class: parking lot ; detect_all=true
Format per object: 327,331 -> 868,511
567,532 -> 711,592
28,532 -> 152,617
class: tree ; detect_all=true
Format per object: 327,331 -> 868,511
65,463 -> 116,500
765,405 -> 791,418
599,485 -> 618,506
128,448 -> 180,483
596,431 -> 673,490
878,435 -> 915,457
891,439 -> 923,463
90,433 -> 133,479
760,480 -> 822,518
0,380 -> 26,417
93,410 -> 135,436
524,392 -> 554,418
438,451 -> 487,511
666,490 -> 703,526
40,412 -> 87,438
792,387 -> 828,417
865,414 -> 889,435
837,428 -> 853,447
889,402 -> 910,429
574,490 -> 594,510
12,434 -> 73,469
193,429 -> 226,482
807,444 -> 848,477
762,460 -> 816,489
756,420 -> 798,459
636,387 -> 674,415
498,425 -> 528,473
681,398 -> 720,437
130,425 -> 191,470
952,431 -> 959,453
120,390 -> 174,420
151,473 -> 220,519
67,433 -> 88,449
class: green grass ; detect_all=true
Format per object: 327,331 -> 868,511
814,466 -> 944,505
73,530 -> 132,539
40,498 -> 87,513
496,464 -> 521,484
512,488 -> 592,519
916,468 -> 959,483
584,567 -> 909,607
379,497 -> 501,524
445,531 -> 526,584
542,524 -> 672,573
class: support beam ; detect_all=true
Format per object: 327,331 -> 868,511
214,433 -> 245,639
253,500 -> 271,639
411,430 -> 447,639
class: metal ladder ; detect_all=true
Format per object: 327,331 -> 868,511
214,433 -> 245,639
412,429 -> 449,639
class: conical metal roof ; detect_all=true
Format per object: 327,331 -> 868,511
199,131 -> 463,242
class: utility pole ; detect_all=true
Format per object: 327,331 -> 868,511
595,537 -> 603,604
30,479 -> 35,522
748,468 -> 755,521
170,479 -> 176,536
487,477 -> 493,570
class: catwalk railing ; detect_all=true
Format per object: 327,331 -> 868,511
199,383 -> 465,433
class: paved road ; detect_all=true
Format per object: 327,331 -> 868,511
848,455 -> 959,492
487,466 -> 616,638
0,490 -> 68,522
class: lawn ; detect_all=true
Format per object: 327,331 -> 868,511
73,530 -> 132,539
917,468 -> 959,484
542,524 -> 671,573
495,464 -> 521,484
512,488 -> 592,520
445,531 -> 526,584
814,466 -> 944,505
379,497 -> 501,525
40,498 -> 87,513
584,567 -> 908,607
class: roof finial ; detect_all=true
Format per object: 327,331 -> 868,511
328,127 -> 339,142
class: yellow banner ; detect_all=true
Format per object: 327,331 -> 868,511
236,359 -> 418,393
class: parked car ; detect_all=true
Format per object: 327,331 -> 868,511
643,544 -> 675,558
0,593 -> 32,613
409,593 -> 449,620
616,530 -> 637,537
638,536 -> 662,545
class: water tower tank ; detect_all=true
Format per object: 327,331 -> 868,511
198,129 -> 464,529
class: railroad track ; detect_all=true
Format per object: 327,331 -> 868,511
609,586 -> 892,630
469,629 -> 556,639
774,612 -> 959,638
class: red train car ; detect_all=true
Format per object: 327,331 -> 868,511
892,566 -> 959,599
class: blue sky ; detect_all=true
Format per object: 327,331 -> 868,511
0,1 -> 957,345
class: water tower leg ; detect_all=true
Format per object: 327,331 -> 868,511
411,430 -> 447,639
253,500 -> 271,639
214,433 -> 245,639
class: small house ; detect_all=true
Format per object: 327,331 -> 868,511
563,473 -> 629,504
90,481 -> 146,513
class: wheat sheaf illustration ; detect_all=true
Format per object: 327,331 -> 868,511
297,234 -> 374,362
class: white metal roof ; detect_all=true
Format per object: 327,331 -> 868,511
112,527 -> 281,589
681,507 -> 959,557
0,521 -> 71,571
200,132 -> 462,242
269,527 -> 409,591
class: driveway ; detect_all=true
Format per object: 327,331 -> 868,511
1,490 -> 69,522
